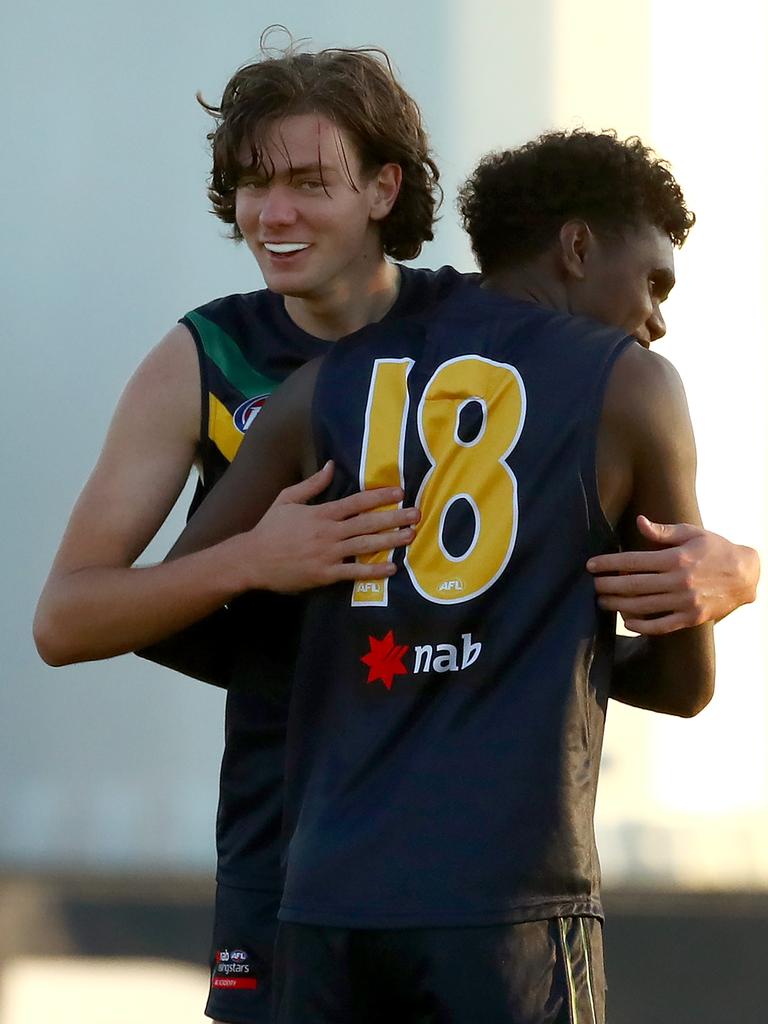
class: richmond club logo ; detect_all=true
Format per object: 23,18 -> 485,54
361,629 -> 482,690
233,395 -> 269,433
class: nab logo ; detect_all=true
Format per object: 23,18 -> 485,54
438,579 -> 464,593
361,629 -> 482,690
233,395 -> 270,433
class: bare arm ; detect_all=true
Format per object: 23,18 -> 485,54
598,344 -> 715,716
35,349 -> 416,666
166,358 -> 417,572
33,324 -> 214,664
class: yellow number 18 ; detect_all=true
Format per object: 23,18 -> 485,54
351,354 -> 526,607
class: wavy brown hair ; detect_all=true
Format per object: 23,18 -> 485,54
199,36 -> 441,261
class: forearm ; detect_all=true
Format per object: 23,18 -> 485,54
609,628 -> 715,717
34,536 -> 249,666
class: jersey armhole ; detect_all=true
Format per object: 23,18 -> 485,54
179,314 -> 210,486
579,335 -> 635,553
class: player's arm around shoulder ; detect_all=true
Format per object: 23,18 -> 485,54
168,357 -> 419,593
33,323 -> 216,664
599,342 -> 715,717
589,338 -> 759,628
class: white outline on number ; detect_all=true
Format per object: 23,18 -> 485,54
453,397 -> 488,447
406,354 -> 527,606
438,493 -> 481,563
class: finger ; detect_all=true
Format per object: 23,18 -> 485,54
636,515 -> 700,546
597,592 -> 685,616
329,562 -> 399,583
336,506 -> 420,539
276,462 -> 335,506
587,549 -> 680,574
341,527 -> 416,558
622,611 -> 693,636
592,571 -> 678,596
324,487 -> 406,520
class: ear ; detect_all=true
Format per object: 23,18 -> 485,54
558,220 -> 594,281
369,163 -> 403,221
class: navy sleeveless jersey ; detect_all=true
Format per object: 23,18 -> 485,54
181,265 -> 468,889
279,288 -> 634,927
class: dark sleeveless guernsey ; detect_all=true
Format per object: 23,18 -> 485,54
279,288 -> 634,927
179,265 -> 468,890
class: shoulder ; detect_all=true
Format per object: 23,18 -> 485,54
181,289 -> 275,343
607,344 -> 688,422
605,344 -> 694,470
115,323 -> 202,443
395,264 -> 477,313
128,322 -> 200,395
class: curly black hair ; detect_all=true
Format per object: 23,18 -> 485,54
458,130 -> 695,274
199,34 -> 441,261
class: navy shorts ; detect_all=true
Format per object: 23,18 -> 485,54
205,883 -> 280,1024
273,916 -> 605,1024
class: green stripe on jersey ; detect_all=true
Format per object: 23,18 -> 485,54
186,310 -> 278,397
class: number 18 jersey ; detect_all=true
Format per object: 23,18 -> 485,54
281,286 -> 634,928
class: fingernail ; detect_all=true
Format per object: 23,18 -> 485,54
586,559 -> 596,571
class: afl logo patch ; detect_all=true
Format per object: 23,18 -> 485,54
233,395 -> 269,433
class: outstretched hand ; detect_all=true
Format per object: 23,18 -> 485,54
587,515 -> 760,635
240,461 -> 420,593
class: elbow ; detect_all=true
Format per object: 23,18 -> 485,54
671,673 -> 715,719
674,693 -> 712,718
33,603 -> 79,666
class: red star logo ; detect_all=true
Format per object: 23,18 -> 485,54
361,630 -> 410,690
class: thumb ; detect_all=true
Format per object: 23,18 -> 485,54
276,461 -> 334,506
636,514 -> 699,546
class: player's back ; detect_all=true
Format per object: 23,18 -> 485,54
280,286 -> 634,929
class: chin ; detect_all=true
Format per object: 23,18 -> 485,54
260,268 -> 310,296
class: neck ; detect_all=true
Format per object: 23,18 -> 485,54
482,259 -> 569,314
283,258 -> 401,341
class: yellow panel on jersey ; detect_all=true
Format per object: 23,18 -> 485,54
208,392 -> 245,464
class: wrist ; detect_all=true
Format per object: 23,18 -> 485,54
213,532 -> 263,596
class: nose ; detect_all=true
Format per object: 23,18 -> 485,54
259,185 -> 298,229
647,304 -> 666,343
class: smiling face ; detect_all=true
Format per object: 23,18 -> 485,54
573,223 -> 676,345
234,113 -> 398,305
